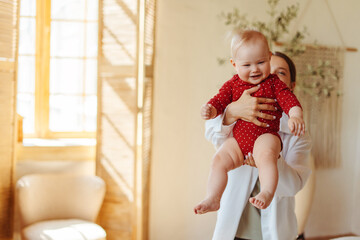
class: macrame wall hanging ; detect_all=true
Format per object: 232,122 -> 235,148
287,0 -> 357,168
293,46 -> 344,168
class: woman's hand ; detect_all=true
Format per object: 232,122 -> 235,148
223,85 -> 277,127
244,153 -> 257,168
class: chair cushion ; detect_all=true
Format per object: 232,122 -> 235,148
22,219 -> 106,240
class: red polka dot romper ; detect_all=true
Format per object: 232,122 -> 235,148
207,74 -> 302,155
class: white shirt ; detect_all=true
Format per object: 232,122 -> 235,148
205,113 -> 312,240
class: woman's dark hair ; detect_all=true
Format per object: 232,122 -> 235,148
273,51 -> 296,83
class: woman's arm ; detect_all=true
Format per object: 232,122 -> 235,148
205,113 -> 235,149
275,132 -> 312,197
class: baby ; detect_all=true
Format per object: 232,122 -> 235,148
194,30 -> 305,214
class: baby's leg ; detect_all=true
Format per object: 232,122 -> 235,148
249,133 -> 281,209
194,137 -> 244,214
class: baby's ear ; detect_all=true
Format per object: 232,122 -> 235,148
230,58 -> 236,67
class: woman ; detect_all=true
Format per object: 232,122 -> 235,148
206,52 -> 312,240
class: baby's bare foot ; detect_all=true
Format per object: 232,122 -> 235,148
249,191 -> 274,209
194,197 -> 220,214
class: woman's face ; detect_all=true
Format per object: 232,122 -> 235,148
270,55 -> 295,90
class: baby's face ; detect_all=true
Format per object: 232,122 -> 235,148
232,40 -> 271,85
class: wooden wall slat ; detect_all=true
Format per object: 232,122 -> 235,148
97,0 -> 155,239
0,0 -> 18,238
97,0 -> 137,239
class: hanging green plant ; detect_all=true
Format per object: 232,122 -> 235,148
296,58 -> 342,99
218,0 -> 307,60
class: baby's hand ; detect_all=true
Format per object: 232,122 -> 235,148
288,116 -> 305,136
201,104 -> 217,120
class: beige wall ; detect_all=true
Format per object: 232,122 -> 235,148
151,0 -> 360,239
298,0 -> 360,237
353,106 -> 360,233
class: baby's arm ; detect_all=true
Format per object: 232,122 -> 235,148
288,106 -> 305,136
201,104 -> 217,120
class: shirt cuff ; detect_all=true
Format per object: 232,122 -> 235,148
220,107 -> 236,135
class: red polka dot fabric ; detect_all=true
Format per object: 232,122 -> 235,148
207,74 -> 302,155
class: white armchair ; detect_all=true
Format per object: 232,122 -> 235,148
16,174 -> 106,240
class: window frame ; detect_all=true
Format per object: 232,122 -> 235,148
20,0 -> 97,139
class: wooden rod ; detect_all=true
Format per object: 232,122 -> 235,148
274,41 -> 358,52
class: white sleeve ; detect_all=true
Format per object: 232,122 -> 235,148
275,132 -> 312,197
204,113 -> 236,149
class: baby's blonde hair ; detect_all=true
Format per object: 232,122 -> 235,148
230,29 -> 270,58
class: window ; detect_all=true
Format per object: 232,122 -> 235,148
17,0 -> 98,138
